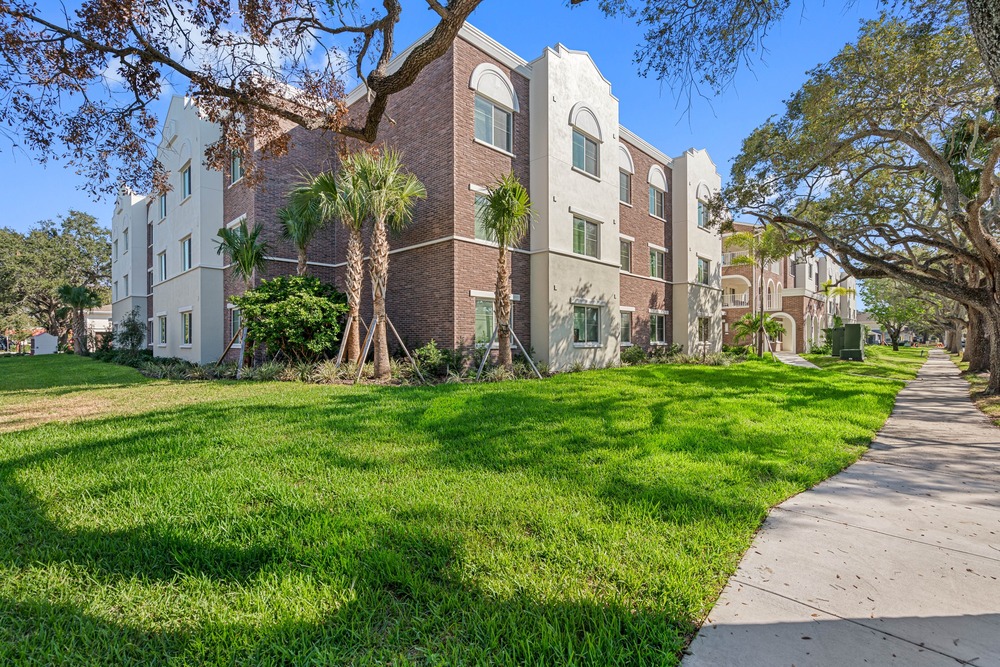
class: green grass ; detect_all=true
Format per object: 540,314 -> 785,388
802,346 -> 928,380
0,355 -> 908,665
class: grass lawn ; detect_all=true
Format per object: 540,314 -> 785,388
802,345 -> 928,380
0,354 -> 908,665
947,353 -> 1000,425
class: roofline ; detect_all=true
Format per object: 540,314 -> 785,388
619,126 -> 673,167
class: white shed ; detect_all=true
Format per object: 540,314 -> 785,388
30,332 -> 58,355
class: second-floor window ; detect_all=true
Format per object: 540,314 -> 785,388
572,130 -> 599,177
620,240 -> 632,272
231,151 -> 243,184
573,217 -> 599,258
181,164 -> 192,198
113,280 -> 118,301
158,252 -> 167,281
649,186 -> 665,219
649,248 -> 665,279
619,170 -> 631,204
123,229 -> 129,252
697,257 -> 711,285
123,274 -> 129,297
182,237 -> 192,271
474,95 -> 512,153
113,239 -> 118,260
473,194 -> 495,242
159,193 -> 167,219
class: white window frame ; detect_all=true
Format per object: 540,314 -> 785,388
123,274 -> 129,297
619,170 -> 632,205
229,307 -> 242,348
572,129 -> 600,178
573,216 -> 599,259
697,257 -> 712,285
159,193 -> 167,219
473,192 -> 497,243
473,94 -> 513,154
474,297 -> 515,348
181,237 -> 192,272
651,313 -> 667,345
157,314 -> 167,346
123,228 -> 129,253
158,252 -> 167,281
573,304 -> 601,346
620,239 -> 632,272
181,163 -> 192,199
649,248 -> 665,280
620,310 -> 633,346
698,316 -> 712,343
231,151 -> 243,185
180,310 -> 193,347
649,185 -> 665,220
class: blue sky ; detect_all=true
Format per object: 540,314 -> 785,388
1,0 -> 881,234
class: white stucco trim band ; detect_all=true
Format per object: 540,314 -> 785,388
568,205 -> 608,223
570,296 -> 607,306
469,290 -> 521,301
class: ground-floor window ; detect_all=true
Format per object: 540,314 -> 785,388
475,298 -> 495,344
230,308 -> 242,342
158,316 -> 167,345
573,305 -> 599,344
181,312 -> 192,345
651,314 -> 666,344
621,311 -> 632,345
698,317 -> 711,343
146,320 -> 153,346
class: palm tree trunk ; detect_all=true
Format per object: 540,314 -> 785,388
346,228 -> 364,364
370,216 -> 391,379
757,256 -> 766,357
74,308 -> 85,355
496,246 -> 512,370
297,248 -> 308,276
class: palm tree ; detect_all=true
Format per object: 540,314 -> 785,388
354,150 -> 426,379
215,219 -> 269,375
57,284 -> 101,355
820,279 -> 855,327
313,160 -> 370,365
732,312 -> 786,356
478,172 -> 533,370
279,173 -> 326,276
724,225 -> 790,356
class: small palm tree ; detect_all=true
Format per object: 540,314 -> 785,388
732,312 -> 786,356
215,220 -> 269,375
354,150 -> 426,379
478,172 -> 533,371
57,284 -> 101,355
724,225 -> 790,356
313,160 -> 370,365
820,279 -> 855,326
279,173 -> 326,276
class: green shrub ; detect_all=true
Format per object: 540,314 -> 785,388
413,340 -> 449,377
114,307 -> 147,351
650,343 -> 683,363
620,345 -> 648,366
243,361 -> 285,381
231,276 -> 348,364
482,365 -> 516,382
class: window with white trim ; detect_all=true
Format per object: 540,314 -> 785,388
619,170 -> 631,204
231,308 -> 242,341
573,305 -> 599,344
651,314 -> 666,344
113,281 -> 118,301
474,298 -> 514,346
572,130 -> 599,177
231,151 -> 243,184
649,248 -> 665,279
698,317 -> 711,343
181,164 -> 192,198
158,252 -> 166,281
573,217 -> 599,258
620,240 -> 632,272
649,185 -> 665,219
473,194 -> 495,242
621,311 -> 632,345
158,315 -> 167,345
159,193 -> 167,219
697,201 -> 707,228
181,237 -> 192,271
474,95 -> 512,153
697,257 -> 711,285
113,239 -> 118,260
181,311 -> 192,345
123,229 -> 129,252
123,274 -> 129,297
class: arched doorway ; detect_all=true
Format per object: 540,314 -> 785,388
770,312 -> 797,353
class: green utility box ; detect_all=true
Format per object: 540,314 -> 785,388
831,327 -> 845,357
839,323 -> 865,361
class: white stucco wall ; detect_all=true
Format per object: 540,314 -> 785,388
150,97 -> 225,363
528,45 -> 622,370
671,148 -> 723,353
110,191 -> 150,337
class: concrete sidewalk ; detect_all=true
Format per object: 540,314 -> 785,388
684,351 -> 1000,667
774,352 -> 821,370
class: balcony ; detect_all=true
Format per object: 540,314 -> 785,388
722,293 -> 750,309
765,294 -> 783,311
722,251 -> 748,266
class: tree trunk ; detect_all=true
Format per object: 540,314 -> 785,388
984,308 -> 1000,395
966,0 -> 1000,97
345,228 -> 364,364
370,217 -> 391,380
757,258 -> 765,357
966,308 -> 990,373
297,248 -> 308,276
949,323 -> 962,354
496,246 -> 512,370
73,308 -> 85,355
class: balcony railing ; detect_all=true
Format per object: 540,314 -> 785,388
722,251 -> 748,266
765,295 -> 783,311
722,293 -> 750,308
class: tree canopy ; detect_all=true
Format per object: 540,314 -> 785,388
859,280 -> 926,350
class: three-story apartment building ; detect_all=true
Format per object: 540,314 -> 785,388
111,24 -> 724,369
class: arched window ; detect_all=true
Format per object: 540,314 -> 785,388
619,145 -> 634,204
648,165 -> 667,220
471,64 -> 518,153
570,103 -> 602,177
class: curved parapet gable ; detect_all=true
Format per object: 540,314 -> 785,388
470,63 -> 519,112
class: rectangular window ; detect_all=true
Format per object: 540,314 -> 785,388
113,239 -> 118,260
620,240 -> 632,272
475,298 -> 495,345
697,257 -> 711,285
181,312 -> 192,345
147,270 -> 153,293
113,281 -> 118,301
698,317 -> 711,343
619,170 -> 631,204
649,186 -> 665,219
182,164 -> 192,198
182,237 -> 192,271
697,201 -> 707,228
123,274 -> 129,297
231,308 -> 242,340
159,193 -> 167,219
158,252 -> 167,281
146,320 -> 153,346
123,229 -> 129,252
473,95 -> 513,153
572,217 -> 599,258
473,194 -> 495,242
572,130 -> 599,177
651,314 -> 666,344
158,315 -> 167,345
231,151 -> 243,184
621,311 -> 632,345
649,248 -> 665,279
573,305 -> 600,344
